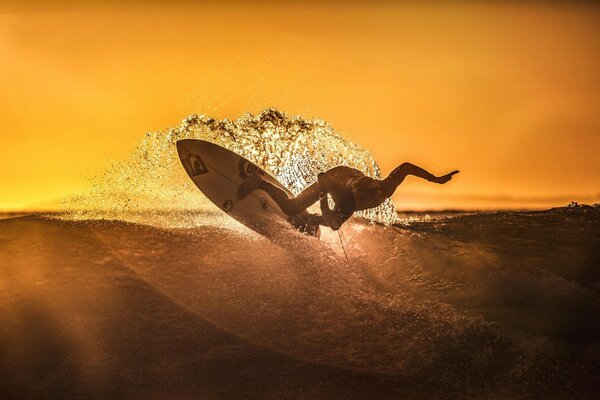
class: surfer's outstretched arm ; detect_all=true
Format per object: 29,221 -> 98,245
381,163 -> 459,195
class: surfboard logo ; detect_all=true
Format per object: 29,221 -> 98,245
222,199 -> 233,212
239,159 -> 264,179
181,153 -> 208,177
259,197 -> 269,210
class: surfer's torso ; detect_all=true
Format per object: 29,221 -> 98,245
323,166 -> 387,213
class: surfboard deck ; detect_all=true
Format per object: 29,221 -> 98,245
176,139 -> 320,238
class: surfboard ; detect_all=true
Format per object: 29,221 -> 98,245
176,139 -> 320,238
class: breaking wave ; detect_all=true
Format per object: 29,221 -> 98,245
62,108 -> 397,224
56,204 -> 599,397
49,108 -> 600,397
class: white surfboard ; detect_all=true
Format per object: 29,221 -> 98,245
176,139 -> 320,238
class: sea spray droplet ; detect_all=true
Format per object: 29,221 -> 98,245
62,108 -> 398,224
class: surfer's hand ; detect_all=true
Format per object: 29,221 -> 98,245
433,170 -> 460,184
322,208 -> 342,230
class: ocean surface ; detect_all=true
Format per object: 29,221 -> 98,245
3,110 -> 599,397
1,206 -> 599,399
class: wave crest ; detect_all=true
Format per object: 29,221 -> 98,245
62,108 -> 398,224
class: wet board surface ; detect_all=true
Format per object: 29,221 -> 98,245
176,139 -> 315,238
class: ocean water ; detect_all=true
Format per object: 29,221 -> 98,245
1,206 -> 598,399
2,110 -> 599,398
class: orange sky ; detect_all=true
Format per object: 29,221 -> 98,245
1,1 -> 599,211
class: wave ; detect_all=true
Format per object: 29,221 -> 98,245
61,108 -> 397,224
37,205 -> 597,396
49,106 -> 600,396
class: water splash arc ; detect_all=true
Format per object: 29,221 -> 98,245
62,109 -> 398,224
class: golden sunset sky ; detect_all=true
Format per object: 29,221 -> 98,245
1,1 -> 599,211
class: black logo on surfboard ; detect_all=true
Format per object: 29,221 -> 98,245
222,200 -> 233,212
259,197 -> 269,210
181,153 -> 208,177
239,159 -> 264,179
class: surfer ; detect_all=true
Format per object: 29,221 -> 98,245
239,163 -> 459,230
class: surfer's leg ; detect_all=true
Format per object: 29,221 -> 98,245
238,174 -> 263,199
291,183 -> 322,212
259,181 -> 320,215
238,174 -> 320,215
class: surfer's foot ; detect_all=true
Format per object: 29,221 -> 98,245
238,174 -> 263,199
433,170 -> 460,184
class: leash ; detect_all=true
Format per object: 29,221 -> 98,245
337,226 -> 352,268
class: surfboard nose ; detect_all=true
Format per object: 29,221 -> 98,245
176,139 -> 198,157
176,139 -> 189,154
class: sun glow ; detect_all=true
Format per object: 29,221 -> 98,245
1,2 -> 599,211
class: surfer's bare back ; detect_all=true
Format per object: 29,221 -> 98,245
239,163 -> 459,231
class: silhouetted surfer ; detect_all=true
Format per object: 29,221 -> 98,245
239,163 -> 459,231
